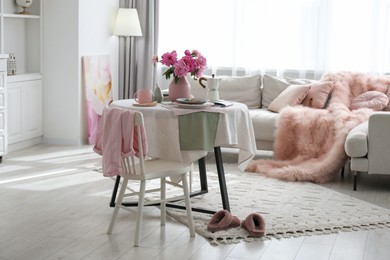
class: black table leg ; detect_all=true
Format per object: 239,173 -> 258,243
214,147 -> 230,212
197,157 -> 208,192
110,175 -> 121,207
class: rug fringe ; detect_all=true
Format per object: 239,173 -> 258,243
263,222 -> 390,242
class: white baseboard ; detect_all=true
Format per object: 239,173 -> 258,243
8,137 -> 42,152
42,137 -> 84,146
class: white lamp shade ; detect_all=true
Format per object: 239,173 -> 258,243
113,8 -> 142,36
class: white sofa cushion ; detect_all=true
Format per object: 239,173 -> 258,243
188,74 -> 262,109
249,109 -> 278,142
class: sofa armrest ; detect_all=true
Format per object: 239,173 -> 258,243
367,112 -> 390,174
345,121 -> 368,158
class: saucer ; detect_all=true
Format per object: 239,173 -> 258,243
133,101 -> 158,107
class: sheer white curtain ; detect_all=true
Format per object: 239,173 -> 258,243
157,0 -> 390,87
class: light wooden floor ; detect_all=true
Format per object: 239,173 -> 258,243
1,144 -> 390,260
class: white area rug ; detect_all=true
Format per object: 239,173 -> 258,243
166,164 -> 390,245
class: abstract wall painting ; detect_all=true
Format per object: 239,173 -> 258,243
82,55 -> 113,144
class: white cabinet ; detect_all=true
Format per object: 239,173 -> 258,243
7,74 -> 42,147
0,54 -> 7,162
0,0 -> 42,150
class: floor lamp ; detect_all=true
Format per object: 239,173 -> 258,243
113,8 -> 143,98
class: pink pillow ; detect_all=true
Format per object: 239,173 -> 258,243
350,91 -> 389,111
268,84 -> 311,112
301,81 -> 334,109
384,86 -> 390,111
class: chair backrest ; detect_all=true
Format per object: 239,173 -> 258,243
133,110 -> 144,127
121,111 -> 146,177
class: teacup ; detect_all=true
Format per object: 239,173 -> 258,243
134,89 -> 153,104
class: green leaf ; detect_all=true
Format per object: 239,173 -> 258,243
162,67 -> 175,80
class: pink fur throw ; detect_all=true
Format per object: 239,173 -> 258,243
322,71 -> 390,107
246,72 -> 390,183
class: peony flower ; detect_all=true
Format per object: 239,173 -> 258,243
174,60 -> 190,77
151,55 -> 159,64
161,51 -> 177,66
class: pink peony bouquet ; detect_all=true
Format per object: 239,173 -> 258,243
152,50 -> 207,83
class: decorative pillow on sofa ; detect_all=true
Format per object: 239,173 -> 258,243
262,75 -> 291,108
350,91 -> 389,111
261,75 -> 316,109
301,81 -> 334,109
188,74 -> 262,109
267,84 -> 311,112
285,77 -> 316,85
384,86 -> 390,111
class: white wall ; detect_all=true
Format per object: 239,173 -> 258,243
42,0 -> 119,145
78,0 -> 119,144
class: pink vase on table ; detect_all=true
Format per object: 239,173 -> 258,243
168,77 -> 191,102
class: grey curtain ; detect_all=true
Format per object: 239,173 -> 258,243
118,0 -> 159,99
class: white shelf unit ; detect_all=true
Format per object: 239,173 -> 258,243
0,0 -> 42,150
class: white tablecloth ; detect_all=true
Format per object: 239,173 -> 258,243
110,99 -> 256,172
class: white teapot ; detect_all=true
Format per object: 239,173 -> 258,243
198,74 -> 221,101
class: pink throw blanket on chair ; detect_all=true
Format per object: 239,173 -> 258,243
93,107 -> 148,177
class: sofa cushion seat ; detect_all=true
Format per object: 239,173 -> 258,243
344,121 -> 368,157
249,109 -> 278,142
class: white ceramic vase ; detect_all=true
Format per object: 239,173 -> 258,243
15,0 -> 33,14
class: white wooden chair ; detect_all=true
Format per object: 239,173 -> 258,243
107,111 -> 195,247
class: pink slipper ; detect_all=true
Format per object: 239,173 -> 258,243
207,210 -> 241,232
241,213 -> 265,237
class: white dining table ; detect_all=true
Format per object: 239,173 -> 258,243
110,99 -> 257,213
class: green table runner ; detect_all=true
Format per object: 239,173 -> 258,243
178,112 -> 220,151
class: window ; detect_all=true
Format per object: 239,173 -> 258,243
158,0 -> 390,75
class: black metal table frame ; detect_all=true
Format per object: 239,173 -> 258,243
109,146 -> 230,215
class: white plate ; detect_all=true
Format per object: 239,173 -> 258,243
176,102 -> 213,109
176,98 -> 207,105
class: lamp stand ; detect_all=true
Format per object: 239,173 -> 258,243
124,36 -> 130,98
